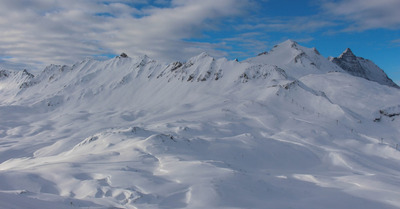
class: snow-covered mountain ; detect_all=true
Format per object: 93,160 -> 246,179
0,40 -> 400,209
245,40 -> 344,78
330,48 -> 399,88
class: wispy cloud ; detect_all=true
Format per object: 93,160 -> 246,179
391,39 -> 400,46
0,0 -> 249,70
234,0 -> 400,34
236,16 -> 335,33
2,0 -> 398,71
220,32 -> 270,58
321,0 -> 400,31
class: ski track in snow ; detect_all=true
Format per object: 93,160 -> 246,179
0,41 -> 400,208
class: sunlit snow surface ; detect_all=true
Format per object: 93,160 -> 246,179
1,41 -> 400,208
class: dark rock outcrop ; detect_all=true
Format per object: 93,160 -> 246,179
331,48 -> 399,88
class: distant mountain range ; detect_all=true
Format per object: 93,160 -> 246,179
0,40 -> 399,209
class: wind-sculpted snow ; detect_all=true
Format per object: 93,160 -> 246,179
237,64 -> 287,83
0,40 -> 400,208
156,53 -> 225,82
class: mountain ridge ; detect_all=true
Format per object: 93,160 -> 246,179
2,40 -> 398,91
0,40 -> 400,209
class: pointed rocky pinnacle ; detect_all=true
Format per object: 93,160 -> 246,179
339,48 -> 356,59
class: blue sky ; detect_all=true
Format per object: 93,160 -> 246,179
0,0 -> 399,84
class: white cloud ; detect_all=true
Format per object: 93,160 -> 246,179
236,16 -> 335,32
0,0 -> 248,70
321,0 -> 400,30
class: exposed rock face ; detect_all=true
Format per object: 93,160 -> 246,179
332,49 -> 363,76
331,48 -> 399,88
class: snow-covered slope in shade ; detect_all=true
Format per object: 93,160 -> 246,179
0,69 -> 34,103
330,48 -> 399,88
0,42 -> 400,209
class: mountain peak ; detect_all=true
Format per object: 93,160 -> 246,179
196,52 -> 210,58
187,52 -> 213,63
116,53 -> 129,58
338,48 -> 356,59
331,48 -> 399,88
278,39 -> 299,49
1,38 -> 400,209
245,39 -> 343,78
344,48 -> 352,54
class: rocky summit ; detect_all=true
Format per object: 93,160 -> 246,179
331,48 -> 399,88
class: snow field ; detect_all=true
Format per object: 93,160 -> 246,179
0,40 -> 399,208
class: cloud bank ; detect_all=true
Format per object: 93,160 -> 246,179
1,0 -> 399,71
0,0 -> 248,69
321,0 -> 400,31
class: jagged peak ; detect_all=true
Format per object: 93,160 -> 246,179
110,53 -> 153,65
22,69 -> 34,78
114,53 -> 152,62
344,48 -> 353,54
43,64 -> 63,73
331,47 -> 399,88
338,48 -> 356,59
115,53 -> 129,58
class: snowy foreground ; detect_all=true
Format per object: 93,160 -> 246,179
0,40 -> 400,208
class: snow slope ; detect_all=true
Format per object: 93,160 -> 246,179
0,42 -> 400,209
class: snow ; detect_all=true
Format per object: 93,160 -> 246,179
244,40 -> 343,79
0,41 -> 400,208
